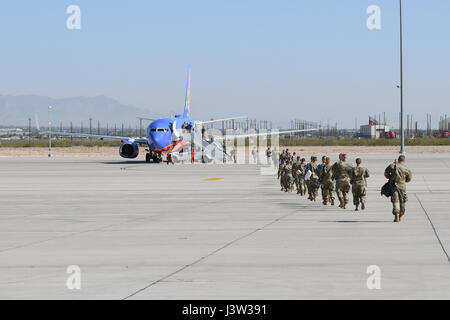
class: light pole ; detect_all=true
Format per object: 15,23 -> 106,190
89,118 -> 92,141
28,117 -> 31,144
48,106 -> 52,157
399,0 -> 405,154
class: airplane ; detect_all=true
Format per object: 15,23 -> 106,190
37,66 -> 318,163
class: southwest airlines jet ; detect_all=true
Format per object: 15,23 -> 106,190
38,67 -> 317,163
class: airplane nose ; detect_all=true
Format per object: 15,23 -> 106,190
151,133 -> 165,149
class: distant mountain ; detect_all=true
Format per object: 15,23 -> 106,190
0,94 -> 176,126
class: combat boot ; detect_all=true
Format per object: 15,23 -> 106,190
361,203 -> 365,210
330,199 -> 334,206
355,205 -> 359,211
399,215 -> 403,222
394,213 -> 400,222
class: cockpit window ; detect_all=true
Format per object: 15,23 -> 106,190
150,128 -> 169,132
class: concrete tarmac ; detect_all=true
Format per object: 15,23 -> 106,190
0,153 -> 449,299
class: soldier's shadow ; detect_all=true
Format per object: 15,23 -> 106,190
320,220 -> 389,223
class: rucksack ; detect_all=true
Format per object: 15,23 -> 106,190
381,164 -> 396,197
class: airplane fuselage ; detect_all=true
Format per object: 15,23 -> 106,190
146,115 -> 195,152
36,66 -> 315,163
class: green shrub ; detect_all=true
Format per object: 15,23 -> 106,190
279,137 -> 450,147
0,140 -> 121,148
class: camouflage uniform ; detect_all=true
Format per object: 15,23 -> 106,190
332,160 -> 354,208
319,163 -> 335,205
298,162 -> 307,196
351,165 -> 370,210
279,152 -> 286,166
266,148 -> 272,165
305,161 -> 319,200
278,162 -> 286,191
284,163 -> 294,192
384,162 -> 412,219
292,160 -> 301,194
316,162 -> 326,203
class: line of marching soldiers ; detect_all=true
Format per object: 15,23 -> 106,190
276,149 -> 412,222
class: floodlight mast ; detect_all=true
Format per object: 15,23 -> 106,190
399,0 -> 405,155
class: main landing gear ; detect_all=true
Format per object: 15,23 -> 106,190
145,150 -> 162,163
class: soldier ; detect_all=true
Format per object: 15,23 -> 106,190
230,146 -> 237,164
251,147 -> 257,164
284,159 -> 294,192
317,156 -> 327,203
278,159 -> 286,191
332,153 -> 354,209
292,156 -> 302,194
384,155 -> 412,222
319,157 -> 335,205
298,158 -> 307,196
351,158 -> 370,211
317,156 -> 327,173
286,151 -> 292,163
305,156 -> 319,201
278,160 -> 286,191
266,147 -> 272,165
279,149 -> 286,165
281,149 -> 288,162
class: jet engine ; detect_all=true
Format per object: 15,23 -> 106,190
119,141 -> 139,159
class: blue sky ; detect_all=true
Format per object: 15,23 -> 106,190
1,0 -> 449,128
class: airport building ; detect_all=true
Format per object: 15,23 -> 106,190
359,124 -> 390,139
439,116 -> 449,132
0,128 -> 24,140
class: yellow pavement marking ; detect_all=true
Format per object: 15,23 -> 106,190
202,177 -> 224,181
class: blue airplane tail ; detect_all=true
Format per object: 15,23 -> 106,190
183,65 -> 191,118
